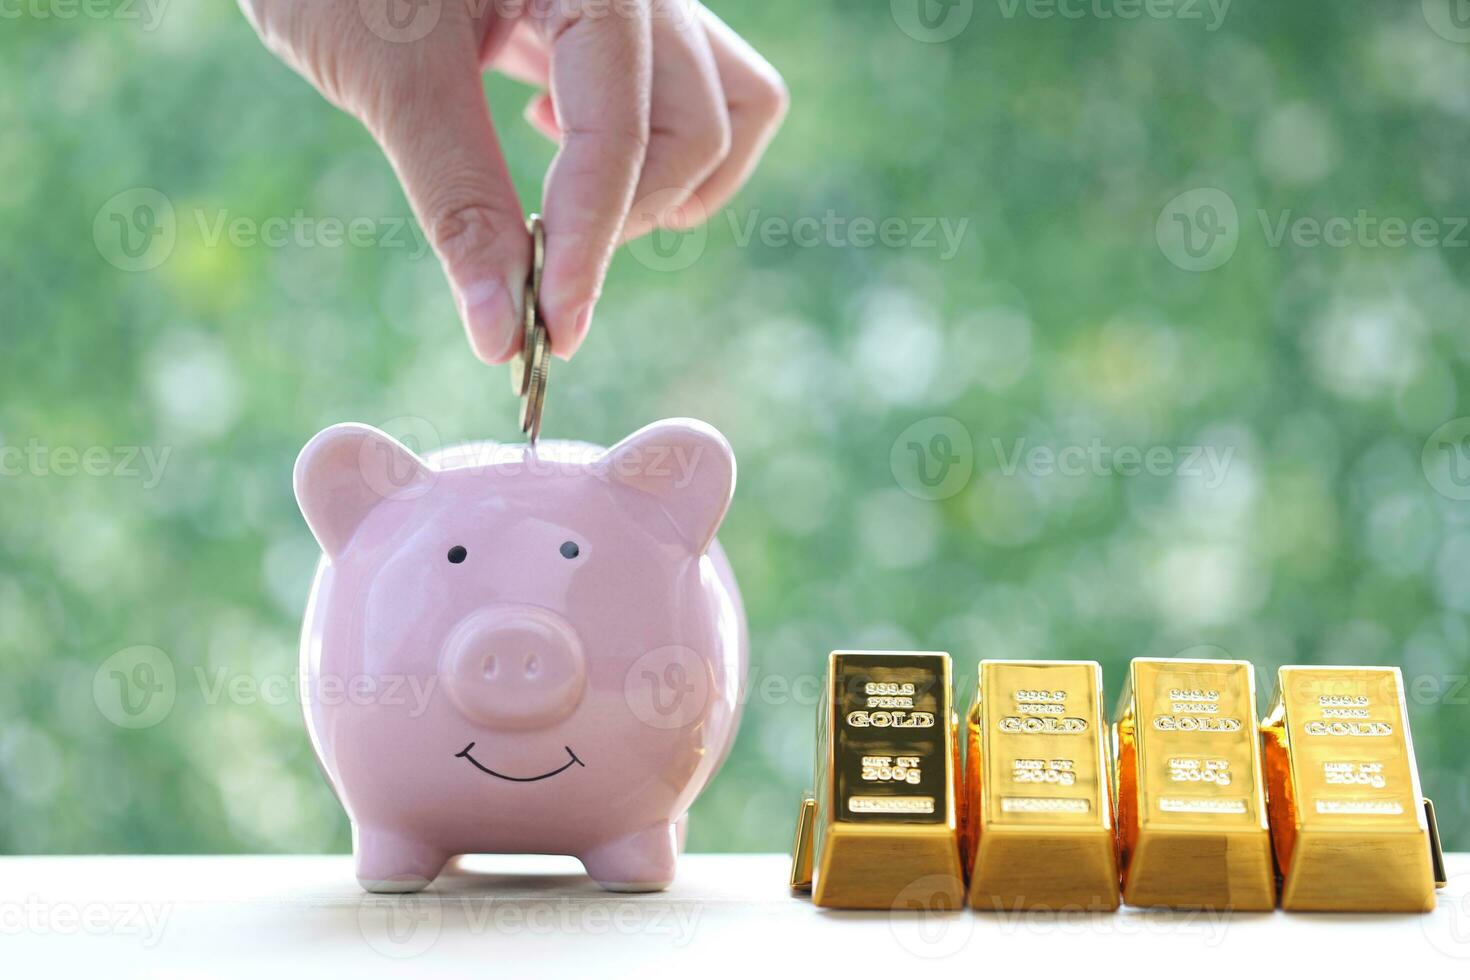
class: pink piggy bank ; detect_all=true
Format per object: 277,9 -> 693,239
293,419 -> 747,893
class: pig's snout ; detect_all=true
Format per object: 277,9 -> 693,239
440,606 -> 587,730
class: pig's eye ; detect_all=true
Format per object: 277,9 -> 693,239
559,541 -> 580,560
447,546 -> 468,564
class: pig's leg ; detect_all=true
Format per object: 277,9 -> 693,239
675,813 -> 688,854
581,822 -> 679,892
354,826 -> 449,893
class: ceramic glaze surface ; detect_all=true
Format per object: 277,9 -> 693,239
293,419 -> 747,893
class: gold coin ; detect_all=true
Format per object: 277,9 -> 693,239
520,320 -> 550,441
510,277 -> 535,397
510,214 -> 549,441
509,215 -> 546,398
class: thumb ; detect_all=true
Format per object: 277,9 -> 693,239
363,48 -> 529,364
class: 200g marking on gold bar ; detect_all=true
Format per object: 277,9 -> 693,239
861,755 -> 922,784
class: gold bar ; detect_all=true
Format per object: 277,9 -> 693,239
789,796 -> 815,892
964,660 -> 1120,911
1261,666 -> 1440,912
1114,657 -> 1275,910
1426,799 -> 1448,888
802,651 -> 964,909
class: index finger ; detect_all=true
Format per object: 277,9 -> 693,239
531,2 -> 653,358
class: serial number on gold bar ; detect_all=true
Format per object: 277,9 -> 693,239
1000,797 -> 1091,813
1158,797 -> 1248,814
1314,799 -> 1404,815
849,795 -> 936,814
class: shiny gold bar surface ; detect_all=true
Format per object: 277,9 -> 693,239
1114,658 -> 1274,910
808,651 -> 964,910
964,660 -> 1119,911
1261,665 -> 1438,912
789,796 -> 815,892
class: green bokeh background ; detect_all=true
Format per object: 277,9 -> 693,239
2,1 -> 1468,856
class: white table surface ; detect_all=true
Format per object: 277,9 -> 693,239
4,853 -> 1468,975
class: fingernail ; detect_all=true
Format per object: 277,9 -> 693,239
457,279 -> 517,363
563,302 -> 594,359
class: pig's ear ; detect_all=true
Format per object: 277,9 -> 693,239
294,424 -> 433,559
602,419 -> 736,555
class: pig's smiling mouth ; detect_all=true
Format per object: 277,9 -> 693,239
454,742 -> 585,782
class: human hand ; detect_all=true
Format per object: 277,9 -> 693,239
238,0 -> 788,361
